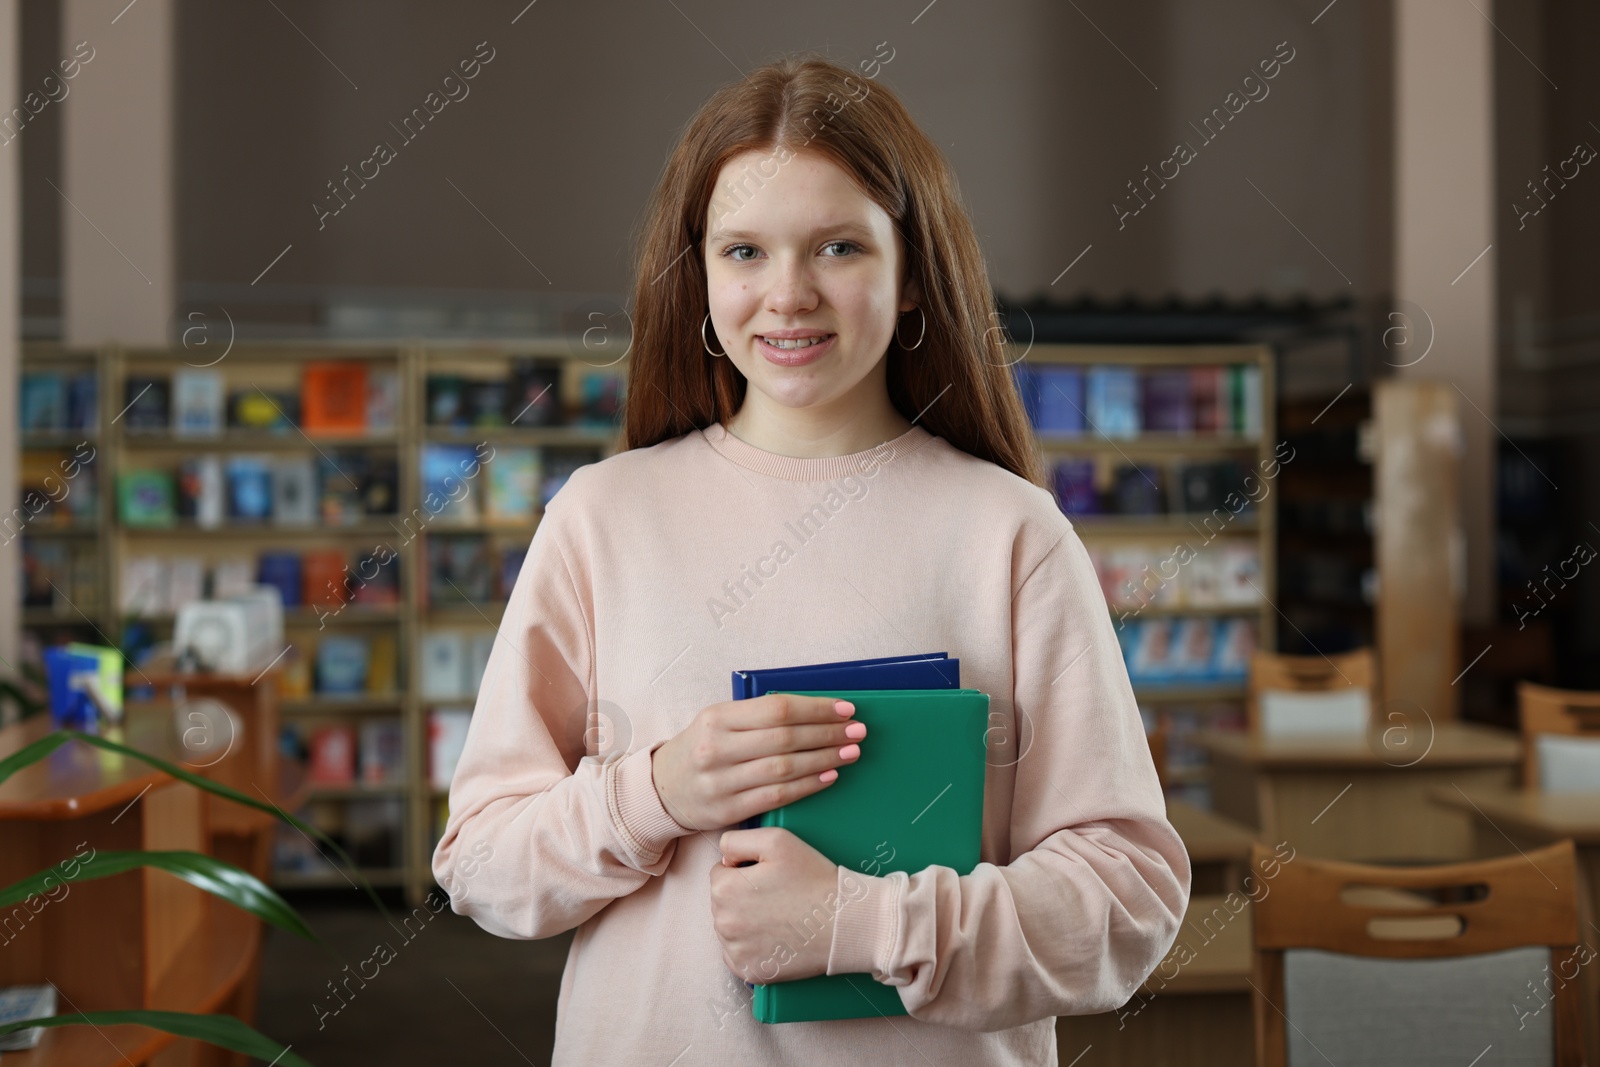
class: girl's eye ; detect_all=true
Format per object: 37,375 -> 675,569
722,244 -> 758,262
822,240 -> 860,257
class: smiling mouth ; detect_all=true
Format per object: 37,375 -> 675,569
756,334 -> 834,350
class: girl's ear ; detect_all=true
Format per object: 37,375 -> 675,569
900,273 -> 923,314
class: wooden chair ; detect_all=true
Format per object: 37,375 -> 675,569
1520,681 -> 1600,790
1251,839 -> 1584,1066
1247,647 -> 1377,739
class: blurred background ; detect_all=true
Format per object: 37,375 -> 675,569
0,1 -> 1597,1064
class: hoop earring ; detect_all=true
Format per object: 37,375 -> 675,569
702,313 -> 725,358
895,306 -> 926,351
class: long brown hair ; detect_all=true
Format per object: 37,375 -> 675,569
621,51 -> 1045,488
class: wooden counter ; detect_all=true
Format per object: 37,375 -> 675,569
0,703 -> 273,1067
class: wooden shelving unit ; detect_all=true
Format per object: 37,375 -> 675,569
1013,343 -> 1277,807
19,336 -> 1268,893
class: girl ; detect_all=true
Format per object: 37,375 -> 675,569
432,51 -> 1188,1066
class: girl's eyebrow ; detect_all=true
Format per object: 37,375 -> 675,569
707,220 -> 875,243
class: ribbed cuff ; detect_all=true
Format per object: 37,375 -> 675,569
827,866 -> 905,981
607,742 -> 693,862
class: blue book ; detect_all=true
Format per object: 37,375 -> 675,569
1035,366 -> 1085,434
731,652 -> 962,835
1086,366 -> 1141,438
732,652 -> 958,700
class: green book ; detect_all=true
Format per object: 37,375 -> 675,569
751,688 -> 989,1024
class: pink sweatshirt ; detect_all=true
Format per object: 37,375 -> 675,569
430,420 -> 1190,1065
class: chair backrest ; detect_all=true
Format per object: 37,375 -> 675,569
1251,839 -> 1583,1067
1247,647 -> 1377,739
1520,681 -> 1600,790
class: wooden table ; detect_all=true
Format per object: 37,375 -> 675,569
1198,723 -> 1521,862
0,706 -> 268,1067
1168,799 -> 1257,895
1431,784 -> 1600,1065
1056,894 -> 1254,1065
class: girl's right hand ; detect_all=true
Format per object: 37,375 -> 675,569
650,694 -> 867,832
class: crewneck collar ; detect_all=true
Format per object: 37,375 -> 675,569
700,420 -> 934,482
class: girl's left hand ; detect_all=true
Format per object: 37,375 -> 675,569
710,828 -> 842,984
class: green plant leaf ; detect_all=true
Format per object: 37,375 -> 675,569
0,729 -> 393,923
0,849 -> 314,941
0,1009 -> 314,1067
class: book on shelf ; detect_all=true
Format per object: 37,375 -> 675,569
428,707 -> 473,791
1033,365 -> 1085,434
172,369 -> 225,437
169,557 -> 205,614
258,552 -> 303,609
469,379 -> 509,427
20,373 -> 67,432
1191,366 -> 1225,433
211,557 -> 256,599
307,724 -> 357,784
229,388 -> 297,432
123,376 -> 170,432
117,469 -> 177,526
359,719 -> 404,785
366,631 -> 397,693
360,452 -> 399,518
366,368 -> 401,433
421,630 -> 467,700
1085,366 -> 1140,437
1011,363 -> 1040,427
428,534 -> 494,604
319,450 -> 368,525
120,555 -> 168,616
303,549 -> 351,608
485,446 -> 540,523
1110,462 -> 1164,515
419,445 -> 484,525
316,634 -> 370,695
20,540 -> 68,608
302,362 -> 369,433
500,544 -> 527,598
176,455 -> 225,527
1051,458 -> 1098,516
1142,369 -> 1193,434
426,375 -> 469,427
66,370 -> 96,431
577,372 -> 622,425
1117,616 -> 1257,686
465,631 -> 495,697
225,455 -> 273,523
351,551 -> 401,608
508,359 -> 563,426
271,456 -> 318,526
279,641 -> 313,701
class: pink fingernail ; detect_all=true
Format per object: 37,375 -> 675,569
838,744 -> 860,760
844,722 -> 867,740
834,700 -> 855,716
820,769 -> 839,783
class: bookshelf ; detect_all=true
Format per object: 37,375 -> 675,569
1010,343 -> 1277,806
18,337 -> 1268,898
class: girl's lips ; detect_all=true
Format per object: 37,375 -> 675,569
756,333 -> 835,367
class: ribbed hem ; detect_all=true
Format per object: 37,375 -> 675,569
827,867 -> 905,981
607,742 -> 693,862
700,421 -> 934,482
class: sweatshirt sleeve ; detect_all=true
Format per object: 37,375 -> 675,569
824,523 -> 1191,1030
429,489 -> 694,940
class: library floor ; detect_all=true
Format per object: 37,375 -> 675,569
254,902 -> 571,1065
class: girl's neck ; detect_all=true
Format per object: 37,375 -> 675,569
724,403 -> 914,459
